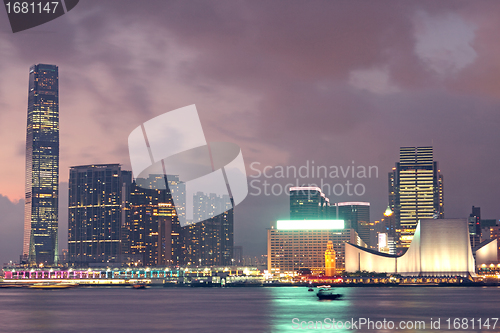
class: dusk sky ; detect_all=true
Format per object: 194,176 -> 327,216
1,0 -> 500,264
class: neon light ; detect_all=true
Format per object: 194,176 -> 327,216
336,202 -> 370,206
289,187 -> 322,192
276,220 -> 344,230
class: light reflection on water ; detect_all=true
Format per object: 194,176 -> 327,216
0,286 -> 499,332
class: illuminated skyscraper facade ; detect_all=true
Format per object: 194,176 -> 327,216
129,175 -> 183,266
336,202 -> 370,245
68,164 -> 132,265
290,187 -> 330,220
182,193 -> 233,266
389,146 -> 443,248
23,64 -> 59,266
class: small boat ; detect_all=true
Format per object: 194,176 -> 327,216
316,285 -> 331,288
317,287 -> 342,300
308,288 -> 314,291
131,282 -> 147,289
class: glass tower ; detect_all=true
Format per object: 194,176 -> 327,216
289,187 -> 330,220
390,146 -> 444,248
23,64 -> 59,266
68,164 -> 132,265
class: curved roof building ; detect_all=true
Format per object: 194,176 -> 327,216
346,219 -> 475,277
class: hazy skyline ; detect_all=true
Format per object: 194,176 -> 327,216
2,0 -> 500,264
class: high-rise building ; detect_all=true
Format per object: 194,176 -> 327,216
23,64 -> 59,266
290,187 -> 330,220
182,193 -> 233,266
335,202 -> 370,245
129,174 -> 183,266
68,164 -> 132,265
389,146 -> 443,248
469,206 -> 481,248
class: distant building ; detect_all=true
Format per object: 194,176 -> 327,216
233,246 -> 243,265
324,241 -> 336,276
469,206 -> 481,248
24,64 -> 60,266
480,219 -> 497,242
488,226 -> 500,261
389,146 -> 444,248
290,187 -> 330,220
68,164 -> 132,265
182,193 -> 233,266
267,220 -> 365,275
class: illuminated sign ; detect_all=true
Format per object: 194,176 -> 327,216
276,220 -> 344,230
336,202 -> 370,206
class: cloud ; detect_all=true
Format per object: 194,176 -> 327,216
349,67 -> 400,95
413,11 -> 477,76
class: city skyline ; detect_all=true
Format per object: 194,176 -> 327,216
2,1 -> 500,265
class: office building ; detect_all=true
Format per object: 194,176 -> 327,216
129,174 -> 183,266
290,187 -> 330,220
389,146 -> 443,248
335,202 -> 370,245
68,164 -> 132,265
267,220 -> 365,274
23,64 -> 59,266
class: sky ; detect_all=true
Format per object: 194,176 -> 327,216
1,0 -> 500,265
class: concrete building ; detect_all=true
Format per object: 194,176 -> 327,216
267,220 -> 365,275
473,239 -> 498,267
345,219 -> 475,277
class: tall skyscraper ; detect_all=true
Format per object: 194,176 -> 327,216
68,164 -> 132,265
389,146 -> 444,248
23,64 -> 59,266
290,187 -> 330,219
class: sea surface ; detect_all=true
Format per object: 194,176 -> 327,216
0,286 -> 499,332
